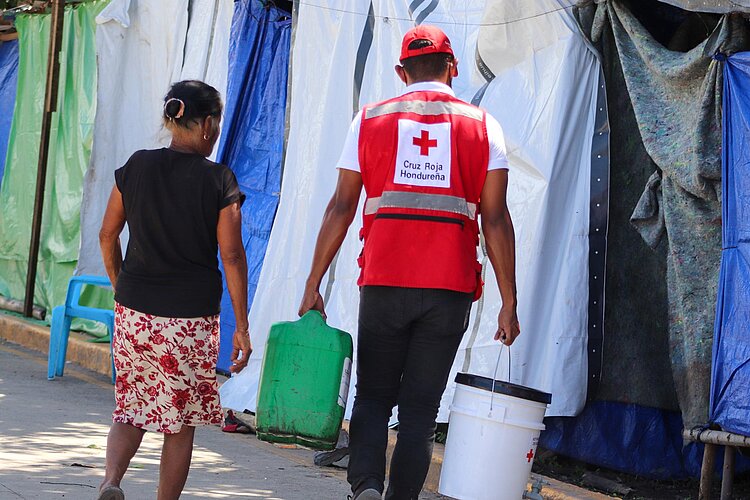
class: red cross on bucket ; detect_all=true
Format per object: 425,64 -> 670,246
413,130 -> 438,156
526,449 -> 535,463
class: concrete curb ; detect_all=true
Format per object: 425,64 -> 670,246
0,313 -> 113,378
239,410 -> 613,498
1,313 -> 613,499
357,422 -> 613,499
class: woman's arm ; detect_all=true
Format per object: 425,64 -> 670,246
217,201 -> 251,374
99,186 -> 126,290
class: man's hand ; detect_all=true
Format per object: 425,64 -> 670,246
495,304 -> 520,346
230,329 -> 252,374
299,285 -> 326,319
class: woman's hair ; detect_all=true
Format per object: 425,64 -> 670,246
163,80 -> 222,129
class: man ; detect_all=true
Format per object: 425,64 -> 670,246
298,26 -> 520,500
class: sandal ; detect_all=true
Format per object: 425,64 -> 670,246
221,410 -> 252,434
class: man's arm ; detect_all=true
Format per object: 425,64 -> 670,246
299,169 -> 363,318
480,169 -> 520,345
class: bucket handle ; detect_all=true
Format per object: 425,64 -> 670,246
489,344 -> 511,415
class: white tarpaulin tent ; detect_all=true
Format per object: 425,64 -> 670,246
76,0 -> 232,277
220,0 -> 604,420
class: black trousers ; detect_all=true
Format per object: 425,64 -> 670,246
347,286 -> 473,500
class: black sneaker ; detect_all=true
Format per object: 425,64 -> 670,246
353,488 -> 381,500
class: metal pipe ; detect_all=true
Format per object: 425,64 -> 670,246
23,0 -> 65,317
0,295 -> 45,320
721,446 -> 735,500
699,443 -> 717,500
1,4 -> 32,16
683,428 -> 750,448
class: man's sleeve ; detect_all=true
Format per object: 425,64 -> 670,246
335,110 -> 363,173
486,113 -> 510,171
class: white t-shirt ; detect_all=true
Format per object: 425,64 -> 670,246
336,81 -> 510,173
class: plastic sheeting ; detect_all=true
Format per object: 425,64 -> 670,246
0,2 -> 103,310
220,0 -> 602,420
542,402 -> 750,478
0,40 -> 19,189
182,0 -> 233,90
76,0 -> 232,278
710,52 -> 750,437
214,0 -> 291,372
542,402 -> 706,478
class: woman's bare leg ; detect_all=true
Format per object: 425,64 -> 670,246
157,425 -> 196,500
100,422 -> 146,490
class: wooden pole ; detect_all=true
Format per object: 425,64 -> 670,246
23,0 -> 65,317
721,446 -> 735,500
0,295 -> 45,320
683,428 -> 750,448
699,443 -> 717,500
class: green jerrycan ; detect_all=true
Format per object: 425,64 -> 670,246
256,310 -> 354,450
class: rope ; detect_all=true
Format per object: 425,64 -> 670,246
290,0 -> 577,27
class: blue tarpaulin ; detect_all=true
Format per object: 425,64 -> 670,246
215,0 -> 291,372
541,402 -> 705,479
710,52 -> 750,437
0,40 -> 19,188
542,400 -> 750,478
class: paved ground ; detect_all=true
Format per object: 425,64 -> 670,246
0,340 -> 446,500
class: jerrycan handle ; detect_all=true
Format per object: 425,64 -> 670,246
300,309 -> 327,326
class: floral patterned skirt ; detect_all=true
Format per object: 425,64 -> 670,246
112,303 -> 223,434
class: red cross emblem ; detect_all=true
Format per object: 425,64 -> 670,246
413,130 -> 438,156
526,449 -> 535,463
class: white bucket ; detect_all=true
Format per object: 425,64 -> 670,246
438,373 -> 551,500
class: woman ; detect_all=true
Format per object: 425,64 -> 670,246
97,80 -> 252,500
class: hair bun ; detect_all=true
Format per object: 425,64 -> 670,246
162,81 -> 222,129
164,97 -> 186,120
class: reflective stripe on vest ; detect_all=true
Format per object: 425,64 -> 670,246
364,191 -> 477,220
365,99 -> 484,121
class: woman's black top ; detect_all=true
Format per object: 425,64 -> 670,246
113,148 -> 244,318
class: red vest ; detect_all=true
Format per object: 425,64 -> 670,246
357,90 -> 489,298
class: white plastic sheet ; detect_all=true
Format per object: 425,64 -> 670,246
220,0 -> 600,419
76,0 -> 232,277
181,0 -> 232,109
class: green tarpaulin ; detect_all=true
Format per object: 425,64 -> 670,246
0,1 -> 110,317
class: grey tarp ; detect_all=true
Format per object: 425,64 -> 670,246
658,0 -> 750,13
576,4 -> 676,411
588,1 -> 749,428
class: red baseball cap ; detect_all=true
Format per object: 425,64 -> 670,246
399,25 -> 454,62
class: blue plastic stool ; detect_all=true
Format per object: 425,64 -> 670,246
47,275 -> 116,384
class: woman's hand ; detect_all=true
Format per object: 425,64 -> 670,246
230,329 -> 252,374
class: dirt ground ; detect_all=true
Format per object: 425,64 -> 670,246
532,448 -> 750,500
